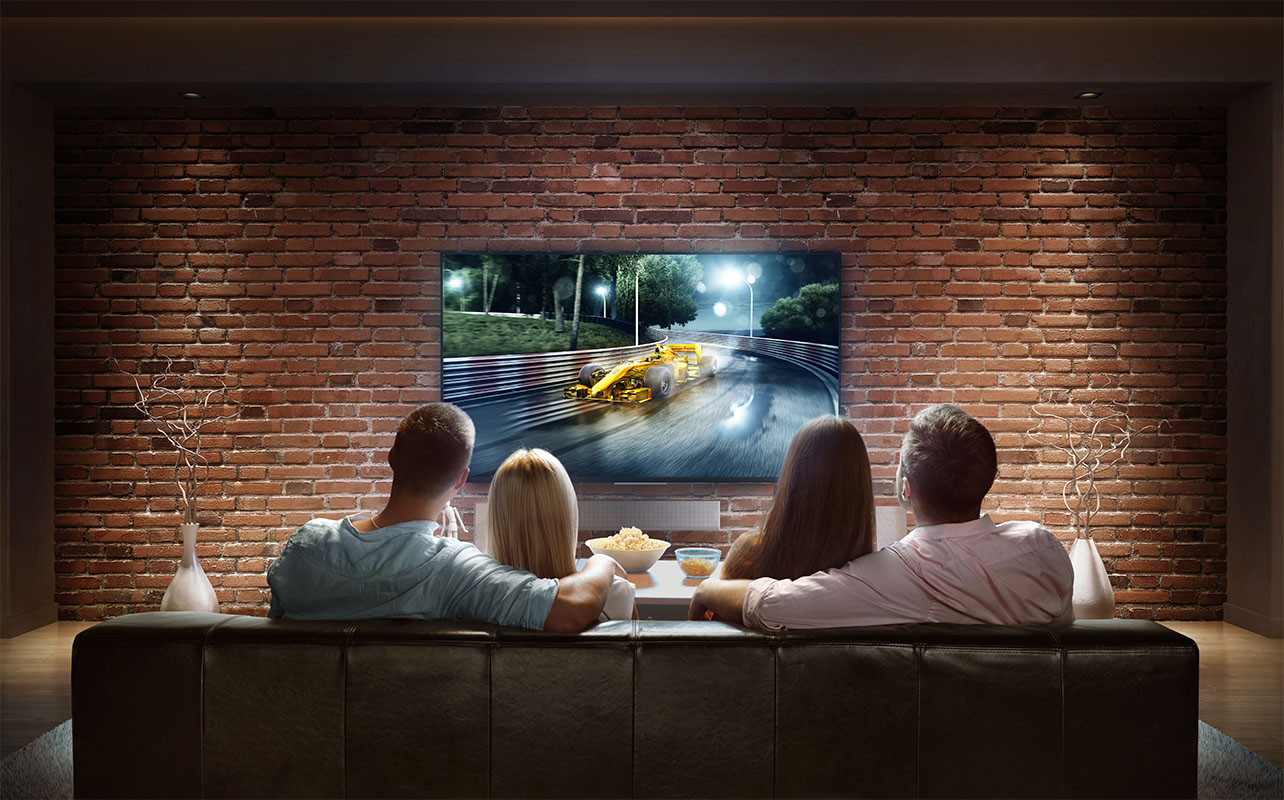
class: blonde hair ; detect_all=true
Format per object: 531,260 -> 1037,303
487,448 -> 578,579
724,415 -> 876,581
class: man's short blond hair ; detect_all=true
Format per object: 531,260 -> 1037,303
388,403 -> 475,497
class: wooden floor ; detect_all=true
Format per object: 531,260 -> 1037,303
0,621 -> 94,759
1,620 -> 1281,766
1164,621 -> 1284,768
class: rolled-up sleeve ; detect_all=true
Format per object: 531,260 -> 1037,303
742,577 -> 784,630
741,547 -> 931,630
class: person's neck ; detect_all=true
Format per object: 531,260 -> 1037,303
911,507 -> 983,528
358,491 -> 446,532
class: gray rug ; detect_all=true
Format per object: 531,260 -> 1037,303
1199,721 -> 1284,800
2,719 -> 1281,799
0,721 -> 71,800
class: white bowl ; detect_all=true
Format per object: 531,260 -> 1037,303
585,538 -> 670,573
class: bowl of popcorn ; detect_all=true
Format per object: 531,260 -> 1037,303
586,527 -> 669,573
674,547 -> 721,579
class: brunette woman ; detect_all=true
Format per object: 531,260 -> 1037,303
722,415 -> 876,580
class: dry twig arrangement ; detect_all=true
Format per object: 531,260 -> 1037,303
1026,401 -> 1167,540
118,358 -> 237,524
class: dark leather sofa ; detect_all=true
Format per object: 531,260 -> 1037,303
72,613 -> 1197,799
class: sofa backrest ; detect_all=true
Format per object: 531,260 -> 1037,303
72,614 -> 1197,799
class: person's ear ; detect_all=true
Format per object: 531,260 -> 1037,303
450,467 -> 470,495
895,463 -> 913,511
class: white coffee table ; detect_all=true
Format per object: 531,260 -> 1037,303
579,558 -> 724,619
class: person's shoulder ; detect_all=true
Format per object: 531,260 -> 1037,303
992,519 -> 1066,550
723,531 -> 763,577
281,516 -> 347,549
268,518 -> 347,588
993,519 -> 1054,534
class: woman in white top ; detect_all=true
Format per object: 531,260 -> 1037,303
488,448 -> 636,622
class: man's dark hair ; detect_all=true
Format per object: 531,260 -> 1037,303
899,404 -> 997,521
388,403 -> 475,497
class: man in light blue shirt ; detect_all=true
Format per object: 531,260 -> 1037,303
267,403 -> 619,631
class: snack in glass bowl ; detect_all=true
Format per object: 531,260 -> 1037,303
675,547 -> 722,579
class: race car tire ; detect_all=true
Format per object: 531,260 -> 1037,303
644,366 -> 673,399
578,363 -> 605,387
699,355 -> 719,377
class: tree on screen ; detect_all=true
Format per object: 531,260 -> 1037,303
616,254 -> 702,329
760,283 -> 840,345
479,255 -> 510,315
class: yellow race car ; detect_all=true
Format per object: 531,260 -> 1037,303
564,343 -> 718,403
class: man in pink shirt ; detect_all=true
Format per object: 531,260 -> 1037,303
690,404 -> 1074,629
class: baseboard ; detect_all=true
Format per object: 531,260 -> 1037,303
1223,602 -> 1284,638
0,602 -> 59,638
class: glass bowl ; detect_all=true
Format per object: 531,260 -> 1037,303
674,547 -> 721,579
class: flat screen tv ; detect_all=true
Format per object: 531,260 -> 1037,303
441,253 -> 841,481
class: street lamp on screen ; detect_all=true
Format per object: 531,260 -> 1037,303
447,275 -> 464,312
720,268 -> 756,337
595,286 -> 608,317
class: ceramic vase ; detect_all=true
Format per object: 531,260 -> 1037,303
160,522 -> 220,613
1068,534 -> 1115,619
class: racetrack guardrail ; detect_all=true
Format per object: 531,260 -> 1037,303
442,338 -> 666,405
443,319 -> 839,415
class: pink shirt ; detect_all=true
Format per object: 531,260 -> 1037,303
742,515 -> 1074,630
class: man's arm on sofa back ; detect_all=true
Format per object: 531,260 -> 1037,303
542,554 -> 619,632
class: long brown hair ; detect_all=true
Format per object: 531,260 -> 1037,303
724,415 -> 875,580
487,448 -> 578,579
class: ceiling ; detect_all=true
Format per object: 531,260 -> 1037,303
2,2 -> 1280,107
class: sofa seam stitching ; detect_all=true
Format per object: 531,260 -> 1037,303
914,625 -> 922,799
772,641 -> 778,799
488,626 -> 494,799
199,615 -> 236,798
342,622 -> 356,798
1045,626 -> 1066,799
631,620 -> 637,800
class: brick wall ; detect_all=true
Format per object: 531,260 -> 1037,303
53,105 -> 1227,620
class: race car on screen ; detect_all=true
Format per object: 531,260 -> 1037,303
563,343 -> 718,403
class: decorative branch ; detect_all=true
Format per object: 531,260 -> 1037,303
1026,399 -> 1168,539
116,358 -> 237,524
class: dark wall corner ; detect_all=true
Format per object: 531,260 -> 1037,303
1,82 -> 58,637
1225,82 -> 1284,638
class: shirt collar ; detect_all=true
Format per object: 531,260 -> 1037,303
341,516 -> 440,538
903,513 -> 997,542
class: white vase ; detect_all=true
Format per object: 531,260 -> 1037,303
160,522 -> 220,613
1069,534 -> 1115,619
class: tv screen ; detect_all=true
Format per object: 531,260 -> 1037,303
442,253 -> 841,481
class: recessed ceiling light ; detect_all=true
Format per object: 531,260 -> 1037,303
178,91 -> 204,100
1075,91 -> 1103,100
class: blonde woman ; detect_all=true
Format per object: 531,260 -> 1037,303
722,415 -> 876,581
488,448 -> 636,621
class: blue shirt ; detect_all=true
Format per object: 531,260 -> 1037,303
266,517 -> 559,630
